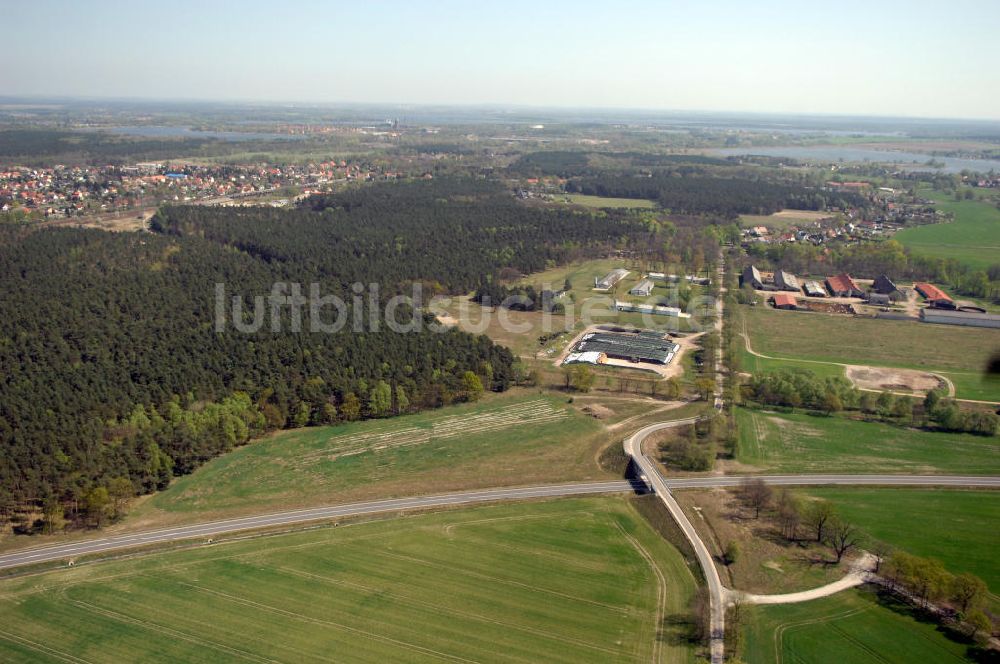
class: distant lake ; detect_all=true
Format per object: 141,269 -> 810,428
712,146 -> 1000,174
98,125 -> 305,142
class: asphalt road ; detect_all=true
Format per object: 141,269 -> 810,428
2,474 -> 997,574
0,481 -> 634,572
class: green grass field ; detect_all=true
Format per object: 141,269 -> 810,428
895,189 -> 1000,270
0,497 -> 700,663
561,194 -> 658,209
799,488 -> 1000,592
735,408 -> 1000,475
742,306 -> 1000,401
130,393 -> 610,526
742,588 -> 975,664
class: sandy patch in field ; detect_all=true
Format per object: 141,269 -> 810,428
845,365 -> 944,394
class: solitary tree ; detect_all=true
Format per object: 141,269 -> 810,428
825,517 -> 863,564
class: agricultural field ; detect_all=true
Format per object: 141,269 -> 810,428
560,193 -> 658,209
741,305 -> 1000,401
741,588 -> 976,664
799,488 -> 1000,592
127,393 -> 614,529
734,408 -> 1000,475
739,209 -> 836,231
0,497 -> 701,664
895,188 -> 1000,270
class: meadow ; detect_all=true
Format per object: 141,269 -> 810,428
742,306 -> 1000,401
129,393 -> 611,527
741,588 -> 975,664
561,194 -> 658,209
0,497 -> 700,663
799,488 -> 1000,592
895,188 -> 1000,270
734,408 -> 1000,475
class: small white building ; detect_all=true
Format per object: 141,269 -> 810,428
594,268 -> 630,291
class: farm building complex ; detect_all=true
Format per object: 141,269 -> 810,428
825,273 -> 863,298
873,274 -> 899,295
771,293 -> 798,309
741,265 -> 764,290
774,270 -> 800,292
920,309 -> 1000,328
914,282 -> 955,309
802,280 -> 826,298
569,330 -> 679,365
594,268 -> 630,291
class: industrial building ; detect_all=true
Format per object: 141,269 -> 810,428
802,280 -> 826,298
615,301 -> 691,318
572,330 -> 679,365
774,270 -> 800,292
826,273 -> 863,298
771,293 -> 798,310
649,272 -> 711,286
741,265 -> 764,290
629,279 -> 655,297
920,308 -> 1000,329
594,268 -> 630,291
914,282 -> 955,309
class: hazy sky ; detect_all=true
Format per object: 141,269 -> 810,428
5,0 -> 999,119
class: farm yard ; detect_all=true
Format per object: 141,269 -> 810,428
741,588 -> 974,664
741,305 -> 1000,402
0,497 -> 700,664
739,208 -> 837,231
734,408 -> 1000,475
127,393 -> 613,528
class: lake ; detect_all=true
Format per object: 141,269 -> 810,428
711,145 -> 1000,174
99,126 -> 305,141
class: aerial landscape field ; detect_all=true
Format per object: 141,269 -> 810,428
1,3 -> 999,662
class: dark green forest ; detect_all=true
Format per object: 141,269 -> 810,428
0,178 -> 655,532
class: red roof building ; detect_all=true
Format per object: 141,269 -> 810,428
825,273 -> 862,298
914,282 -> 954,308
772,293 -> 798,309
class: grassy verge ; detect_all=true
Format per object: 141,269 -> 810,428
735,407 -> 1000,475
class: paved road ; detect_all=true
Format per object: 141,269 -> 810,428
0,481 -> 635,572
2,472 -> 996,576
625,417 -> 729,664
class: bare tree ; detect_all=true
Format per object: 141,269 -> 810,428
805,500 -> 836,543
825,518 -> 863,563
775,489 -> 801,541
870,542 -> 891,574
740,478 -> 772,518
